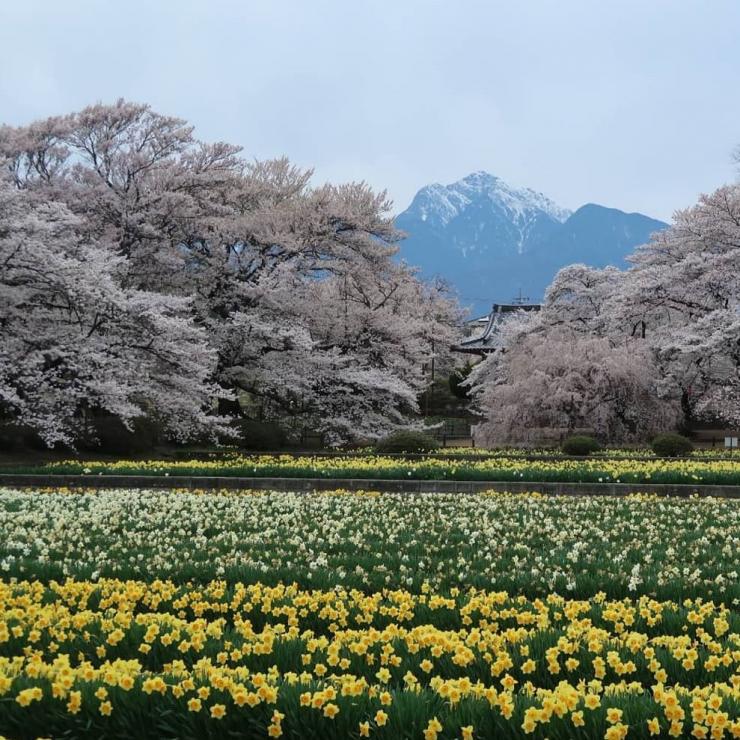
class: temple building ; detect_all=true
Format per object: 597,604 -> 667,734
452,297 -> 541,356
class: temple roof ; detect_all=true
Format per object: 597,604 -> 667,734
452,302 -> 541,355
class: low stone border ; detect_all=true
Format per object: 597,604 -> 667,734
1,474 -> 739,498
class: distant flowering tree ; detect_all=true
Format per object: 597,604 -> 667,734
0,100 -> 462,444
543,263 -> 625,335
471,316 -> 681,445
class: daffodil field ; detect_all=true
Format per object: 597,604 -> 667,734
12,452 -> 740,485
1,489 -> 738,600
0,488 -> 739,738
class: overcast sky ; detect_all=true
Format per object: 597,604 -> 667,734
1,0 -> 738,221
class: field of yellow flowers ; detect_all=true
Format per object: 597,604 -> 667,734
12,452 -> 740,485
1,488 -> 739,738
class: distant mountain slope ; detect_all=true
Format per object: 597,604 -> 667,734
395,172 -> 667,315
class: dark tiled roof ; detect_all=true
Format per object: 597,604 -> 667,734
453,302 -> 541,355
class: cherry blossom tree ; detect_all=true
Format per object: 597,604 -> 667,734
472,324 -> 681,446
1,100 -> 463,444
616,184 -> 740,424
298,266 -> 462,441
0,100 -> 243,290
0,176 -> 228,446
543,263 -> 624,335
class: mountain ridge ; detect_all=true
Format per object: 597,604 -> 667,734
395,172 -> 667,314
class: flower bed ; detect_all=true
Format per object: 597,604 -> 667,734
0,580 -> 737,740
1,489 -> 738,600
8,453 -> 740,485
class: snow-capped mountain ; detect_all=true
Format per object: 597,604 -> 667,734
396,171 -> 667,315
413,171 -> 570,230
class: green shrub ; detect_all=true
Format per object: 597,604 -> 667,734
375,430 -> 440,454
561,435 -> 601,456
651,433 -> 694,457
